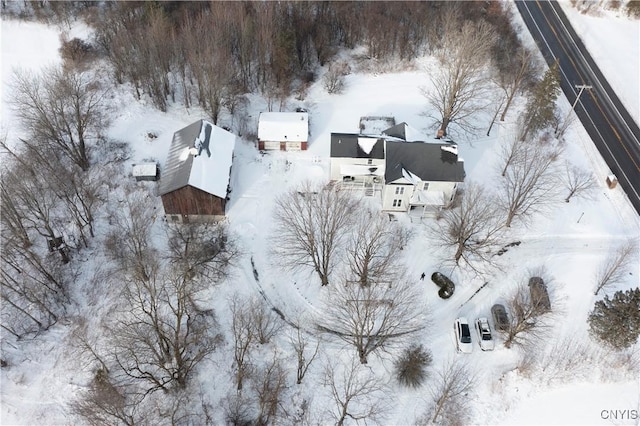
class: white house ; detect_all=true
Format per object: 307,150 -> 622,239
257,112 -> 309,151
330,133 -> 386,195
329,121 -> 465,215
383,140 -> 464,215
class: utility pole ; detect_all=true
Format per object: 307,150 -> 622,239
557,84 -> 592,136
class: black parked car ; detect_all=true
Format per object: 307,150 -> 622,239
491,304 -> 509,332
431,272 -> 455,299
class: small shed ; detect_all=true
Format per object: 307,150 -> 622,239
257,112 -> 309,151
132,162 -> 159,181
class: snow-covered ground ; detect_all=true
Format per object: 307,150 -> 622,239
559,2 -> 640,122
1,8 -> 639,426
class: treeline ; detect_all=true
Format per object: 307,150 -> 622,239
52,1 -> 521,120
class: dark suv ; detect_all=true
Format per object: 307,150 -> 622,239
491,304 -> 509,332
529,277 -> 551,312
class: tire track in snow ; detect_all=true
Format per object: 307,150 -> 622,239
497,234 -> 634,257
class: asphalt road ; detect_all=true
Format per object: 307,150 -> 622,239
517,0 -> 640,216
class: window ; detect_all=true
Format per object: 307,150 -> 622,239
392,199 -> 402,208
367,158 -> 373,165
395,186 -> 405,195
423,182 -> 430,191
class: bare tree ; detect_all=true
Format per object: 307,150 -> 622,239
347,207 -> 410,287
425,359 -> 476,425
248,297 -> 284,345
424,9 -> 497,136
0,201 -> 72,337
323,62 -> 349,94
518,336 -> 607,385
104,189 -> 158,281
52,165 -> 103,247
0,170 -> 31,248
503,281 -> 554,348
323,357 -> 388,426
71,369 -> 137,426
10,66 -> 108,171
183,10 -> 237,124
562,162 -> 596,203
498,130 -> 524,177
594,240 -> 637,296
498,139 -> 561,227
230,293 -> 255,391
290,319 -> 320,385
112,268 -> 221,393
251,353 -> 287,425
166,223 -> 237,283
1,158 -> 62,243
222,391 -> 257,426
319,278 -> 423,364
272,182 -> 359,286
430,183 -> 504,269
496,46 -> 539,122
0,244 -> 70,337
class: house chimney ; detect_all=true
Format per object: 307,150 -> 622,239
436,129 -> 444,139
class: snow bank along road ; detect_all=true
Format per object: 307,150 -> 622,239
517,0 -> 640,215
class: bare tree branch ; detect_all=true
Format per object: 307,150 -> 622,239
430,183 -> 505,270
230,293 -> 255,392
594,240 -> 637,296
347,206 -> 410,287
424,8 -> 497,136
498,139 -> 561,227
271,181 -> 359,287
319,277 -> 423,364
10,66 -> 108,171
427,359 -> 476,425
323,357 -> 387,426
562,161 -> 596,203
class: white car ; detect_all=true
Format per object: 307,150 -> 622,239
454,317 -> 473,353
475,317 -> 495,351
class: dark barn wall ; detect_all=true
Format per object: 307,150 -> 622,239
161,185 -> 226,217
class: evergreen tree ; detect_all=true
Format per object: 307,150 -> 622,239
521,61 -> 561,140
588,288 -> 640,350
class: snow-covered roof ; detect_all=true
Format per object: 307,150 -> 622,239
258,112 -> 308,142
339,164 -> 384,176
357,137 -> 378,154
401,167 -> 421,185
383,122 -> 456,144
159,120 -> 235,198
410,190 -> 445,206
132,163 -> 157,177
331,133 -> 385,159
359,116 -> 396,135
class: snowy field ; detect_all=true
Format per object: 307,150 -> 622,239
560,2 -> 640,122
1,6 -> 640,426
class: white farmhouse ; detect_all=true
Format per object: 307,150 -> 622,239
329,121 -> 465,215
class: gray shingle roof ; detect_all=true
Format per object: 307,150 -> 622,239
159,120 -> 236,197
159,120 -> 202,196
384,141 -> 465,183
330,133 -> 385,159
